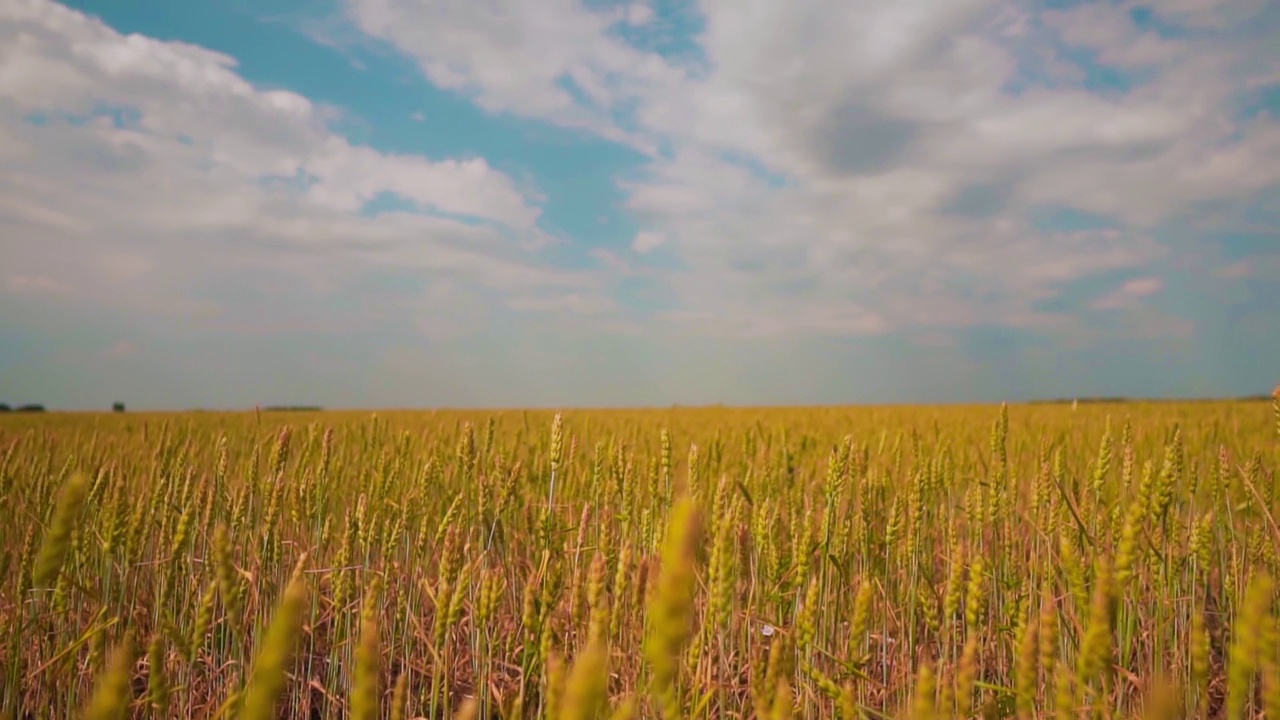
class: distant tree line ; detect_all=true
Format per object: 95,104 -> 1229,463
0,403 -> 46,412
262,405 -> 324,412
1029,394 -> 1275,404
0,402 -> 127,413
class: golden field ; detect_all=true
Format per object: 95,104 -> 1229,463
2,399 -> 1279,719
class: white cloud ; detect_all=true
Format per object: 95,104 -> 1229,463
1215,260 -> 1254,278
1091,277 -> 1165,310
338,0 -> 1279,341
507,292 -> 614,315
0,0 -> 613,333
1146,0 -> 1273,29
631,230 -> 664,253
7,273 -> 73,297
0,0 -> 539,229
1213,256 -> 1280,279
339,0 -> 683,150
625,3 -> 655,27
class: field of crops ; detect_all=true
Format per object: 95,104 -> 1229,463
2,398 -> 1279,719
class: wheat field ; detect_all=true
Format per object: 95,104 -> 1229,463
2,397 -> 1279,719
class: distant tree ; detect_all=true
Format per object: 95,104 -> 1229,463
112,402 -> 126,413
0,403 -> 9,412
16,404 -> 45,413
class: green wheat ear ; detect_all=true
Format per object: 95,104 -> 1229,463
644,494 -> 703,720
560,632 -> 609,720
1271,385 -> 1279,439
32,470 -> 88,588
1227,572 -> 1275,720
82,632 -> 137,720
352,576 -> 383,720
237,554 -> 309,720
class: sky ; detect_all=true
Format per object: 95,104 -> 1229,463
0,0 -> 1278,410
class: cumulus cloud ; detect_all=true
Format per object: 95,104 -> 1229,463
1091,277 -> 1165,310
7,273 -> 73,297
631,230 -> 664,254
624,2 -> 655,28
1214,256 -> 1280,279
0,0 -> 609,335
340,0 -> 682,150
340,0 -> 1280,342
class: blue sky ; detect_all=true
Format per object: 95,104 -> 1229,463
1,0 -> 1278,410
